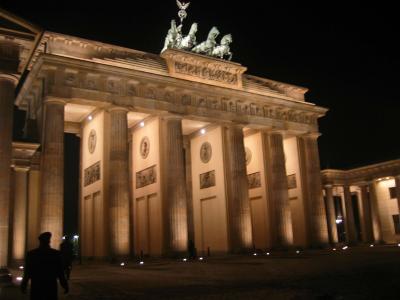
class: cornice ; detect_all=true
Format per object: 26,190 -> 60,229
321,159 -> 400,186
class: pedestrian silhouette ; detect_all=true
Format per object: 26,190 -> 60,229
60,237 -> 74,280
21,232 -> 69,300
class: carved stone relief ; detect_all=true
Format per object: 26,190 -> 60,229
200,142 -> 212,163
200,170 -> 216,189
287,174 -> 297,189
248,172 -> 261,189
136,165 -> 157,189
140,136 -> 150,159
84,161 -> 101,187
88,129 -> 97,154
245,147 -> 252,165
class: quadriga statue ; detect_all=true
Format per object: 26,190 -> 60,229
161,20 -> 183,53
179,22 -> 198,50
192,26 -> 220,56
211,34 -> 233,60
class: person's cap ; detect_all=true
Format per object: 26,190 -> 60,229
38,232 -> 52,242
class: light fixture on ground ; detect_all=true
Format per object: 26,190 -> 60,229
199,257 -> 203,261
370,244 -> 374,247
73,235 -> 79,240
19,266 -> 24,270
253,253 -> 257,256
266,252 -> 270,256
333,248 -> 337,251
183,258 -> 187,262
342,246 -> 348,250
296,250 -> 300,254
120,262 -> 125,266
16,276 -> 23,281
139,261 -> 144,265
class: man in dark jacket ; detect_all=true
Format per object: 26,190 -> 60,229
21,232 -> 69,300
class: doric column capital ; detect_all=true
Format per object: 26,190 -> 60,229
221,121 -> 246,130
159,112 -> 184,121
0,73 -> 18,86
13,166 -> 30,173
44,97 -> 67,106
300,132 -> 321,139
107,106 -> 129,113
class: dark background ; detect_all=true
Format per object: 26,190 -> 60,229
2,1 -> 399,232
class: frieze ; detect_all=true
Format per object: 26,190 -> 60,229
136,165 -> 157,189
248,172 -> 261,189
287,174 -> 297,189
161,49 -> 247,89
200,170 -> 216,189
42,66 -> 320,127
84,161 -> 101,187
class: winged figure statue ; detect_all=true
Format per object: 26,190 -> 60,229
176,0 -> 190,10
176,0 -> 190,23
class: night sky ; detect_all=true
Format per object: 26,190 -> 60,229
3,0 -> 399,170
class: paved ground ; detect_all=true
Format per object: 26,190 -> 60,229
1,245 -> 399,300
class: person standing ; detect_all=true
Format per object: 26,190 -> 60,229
21,232 -> 69,300
60,237 -> 74,280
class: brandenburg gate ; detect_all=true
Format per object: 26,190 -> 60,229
0,8 -> 330,266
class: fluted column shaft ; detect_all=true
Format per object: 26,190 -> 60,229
359,185 -> 374,243
343,185 -> 357,244
369,182 -> 382,243
298,135 -> 329,247
160,116 -> 188,255
262,132 -> 293,248
395,176 -> 400,219
324,185 -> 338,244
183,138 -> 194,244
109,108 -> 130,258
0,76 -> 15,266
12,167 -> 29,262
223,125 -> 253,252
40,99 -> 65,249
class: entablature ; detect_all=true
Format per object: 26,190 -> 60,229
321,159 -> 400,186
17,54 -> 327,133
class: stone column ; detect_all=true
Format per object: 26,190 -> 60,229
160,115 -> 188,255
223,124 -> 253,252
40,99 -> 65,249
343,185 -> 357,244
262,131 -> 293,248
359,184 -> 374,243
298,134 -> 329,247
108,107 -> 130,258
369,181 -> 383,243
183,137 -> 195,245
395,176 -> 400,221
12,167 -> 29,263
324,185 -> 338,244
0,75 -> 17,267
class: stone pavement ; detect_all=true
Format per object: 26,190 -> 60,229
1,246 -> 399,300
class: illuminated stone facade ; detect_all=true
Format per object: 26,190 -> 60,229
322,160 -> 400,245
0,10 -> 334,266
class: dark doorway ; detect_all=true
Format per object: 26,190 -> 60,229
64,133 -> 80,237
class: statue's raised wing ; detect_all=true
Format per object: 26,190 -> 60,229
176,0 -> 190,10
